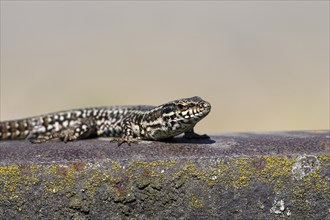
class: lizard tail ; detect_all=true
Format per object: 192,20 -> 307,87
0,119 -> 32,140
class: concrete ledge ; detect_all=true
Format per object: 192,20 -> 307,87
0,131 -> 329,219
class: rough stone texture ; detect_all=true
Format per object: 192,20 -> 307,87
0,130 -> 329,219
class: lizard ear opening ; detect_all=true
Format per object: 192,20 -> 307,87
178,104 -> 187,111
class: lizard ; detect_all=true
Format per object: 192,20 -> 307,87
0,96 -> 211,145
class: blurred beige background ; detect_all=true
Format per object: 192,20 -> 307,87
0,1 -> 329,133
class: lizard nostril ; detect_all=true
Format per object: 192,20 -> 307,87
199,101 -> 210,109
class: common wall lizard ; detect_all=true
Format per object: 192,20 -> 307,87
0,96 -> 211,145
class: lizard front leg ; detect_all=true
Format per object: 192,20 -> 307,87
28,118 -> 97,143
112,117 -> 141,146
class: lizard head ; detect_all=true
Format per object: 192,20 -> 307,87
143,96 -> 211,139
162,96 -> 211,123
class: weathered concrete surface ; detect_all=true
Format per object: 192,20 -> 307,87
0,130 -> 329,219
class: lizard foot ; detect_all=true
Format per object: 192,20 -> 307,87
28,133 -> 58,144
111,136 -> 140,146
183,129 -> 210,139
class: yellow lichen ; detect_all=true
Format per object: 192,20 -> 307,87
304,167 -> 329,194
0,155 -> 329,205
190,195 -> 203,209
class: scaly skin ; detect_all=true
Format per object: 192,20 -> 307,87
0,96 -> 211,145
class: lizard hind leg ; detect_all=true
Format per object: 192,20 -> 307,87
27,132 -> 57,144
28,118 -> 97,144
27,125 -> 55,144
58,118 -> 97,143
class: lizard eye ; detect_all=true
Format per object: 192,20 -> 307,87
162,105 -> 174,114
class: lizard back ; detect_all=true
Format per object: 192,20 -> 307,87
0,106 -> 154,140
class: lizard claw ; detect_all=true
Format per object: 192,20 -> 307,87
110,136 -> 139,146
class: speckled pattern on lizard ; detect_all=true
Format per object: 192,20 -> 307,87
0,96 -> 211,145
